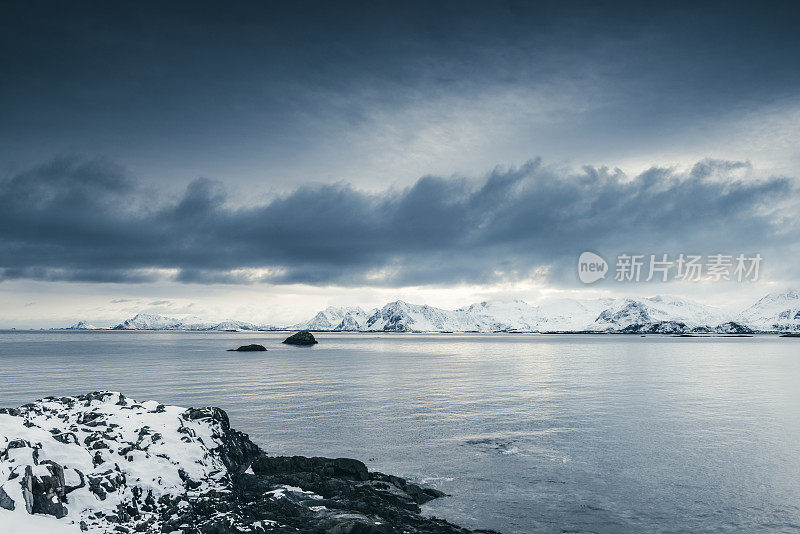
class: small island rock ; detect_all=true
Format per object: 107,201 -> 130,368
227,344 -> 267,352
282,331 -> 318,345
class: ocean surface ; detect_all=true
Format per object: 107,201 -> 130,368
0,331 -> 798,533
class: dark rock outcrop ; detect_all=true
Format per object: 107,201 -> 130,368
251,455 -> 370,481
227,344 -> 268,352
23,461 -> 69,518
183,406 -> 261,474
157,409 -> 489,533
228,452 -> 480,534
283,331 -> 318,345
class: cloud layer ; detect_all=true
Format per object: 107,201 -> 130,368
0,157 -> 796,287
4,2 -> 800,192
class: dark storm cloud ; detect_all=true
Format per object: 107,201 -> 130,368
2,1 -> 800,188
0,157 -> 795,286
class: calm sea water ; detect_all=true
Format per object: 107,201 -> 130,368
0,331 -> 798,533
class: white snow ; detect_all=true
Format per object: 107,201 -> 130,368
0,509 -> 82,534
589,295 -> 732,331
0,392 -> 233,533
110,313 -> 275,331
66,321 -> 99,330
737,289 -> 800,332
72,289 -> 800,333
294,306 -> 370,331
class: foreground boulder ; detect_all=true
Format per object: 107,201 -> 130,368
0,392 -> 492,533
228,344 -> 268,352
283,330 -> 318,345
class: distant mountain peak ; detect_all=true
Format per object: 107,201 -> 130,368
68,321 -> 98,330
738,287 -> 800,332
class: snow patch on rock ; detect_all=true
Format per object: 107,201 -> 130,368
0,392 -> 234,533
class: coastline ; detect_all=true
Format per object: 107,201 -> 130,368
0,392 -> 494,534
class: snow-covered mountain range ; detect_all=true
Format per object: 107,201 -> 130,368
64,289 -> 800,333
103,313 -> 277,332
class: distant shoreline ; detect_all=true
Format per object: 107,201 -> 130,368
1,329 -> 796,336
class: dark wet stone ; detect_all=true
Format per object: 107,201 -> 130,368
282,331 -> 318,345
251,455 -> 369,481
227,344 -> 267,352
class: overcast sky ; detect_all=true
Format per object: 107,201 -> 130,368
1,1 -> 799,327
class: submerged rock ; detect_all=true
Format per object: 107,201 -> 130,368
227,344 -> 267,352
0,392 -> 487,533
283,330 -> 318,345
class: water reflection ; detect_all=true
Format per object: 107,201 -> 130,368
0,331 -> 798,533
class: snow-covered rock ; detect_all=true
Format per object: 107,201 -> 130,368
737,289 -> 800,332
0,392 -> 470,534
0,392 -> 254,533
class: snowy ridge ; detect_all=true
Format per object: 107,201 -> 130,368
64,289 -> 800,333
293,306 -> 370,331
364,301 -> 480,332
589,295 -> 733,332
111,313 -> 211,330
339,296 -> 734,333
109,313 -> 277,332
458,298 -> 616,332
738,289 -> 800,332
67,322 -> 97,330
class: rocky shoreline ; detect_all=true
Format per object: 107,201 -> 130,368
0,392 -> 494,534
